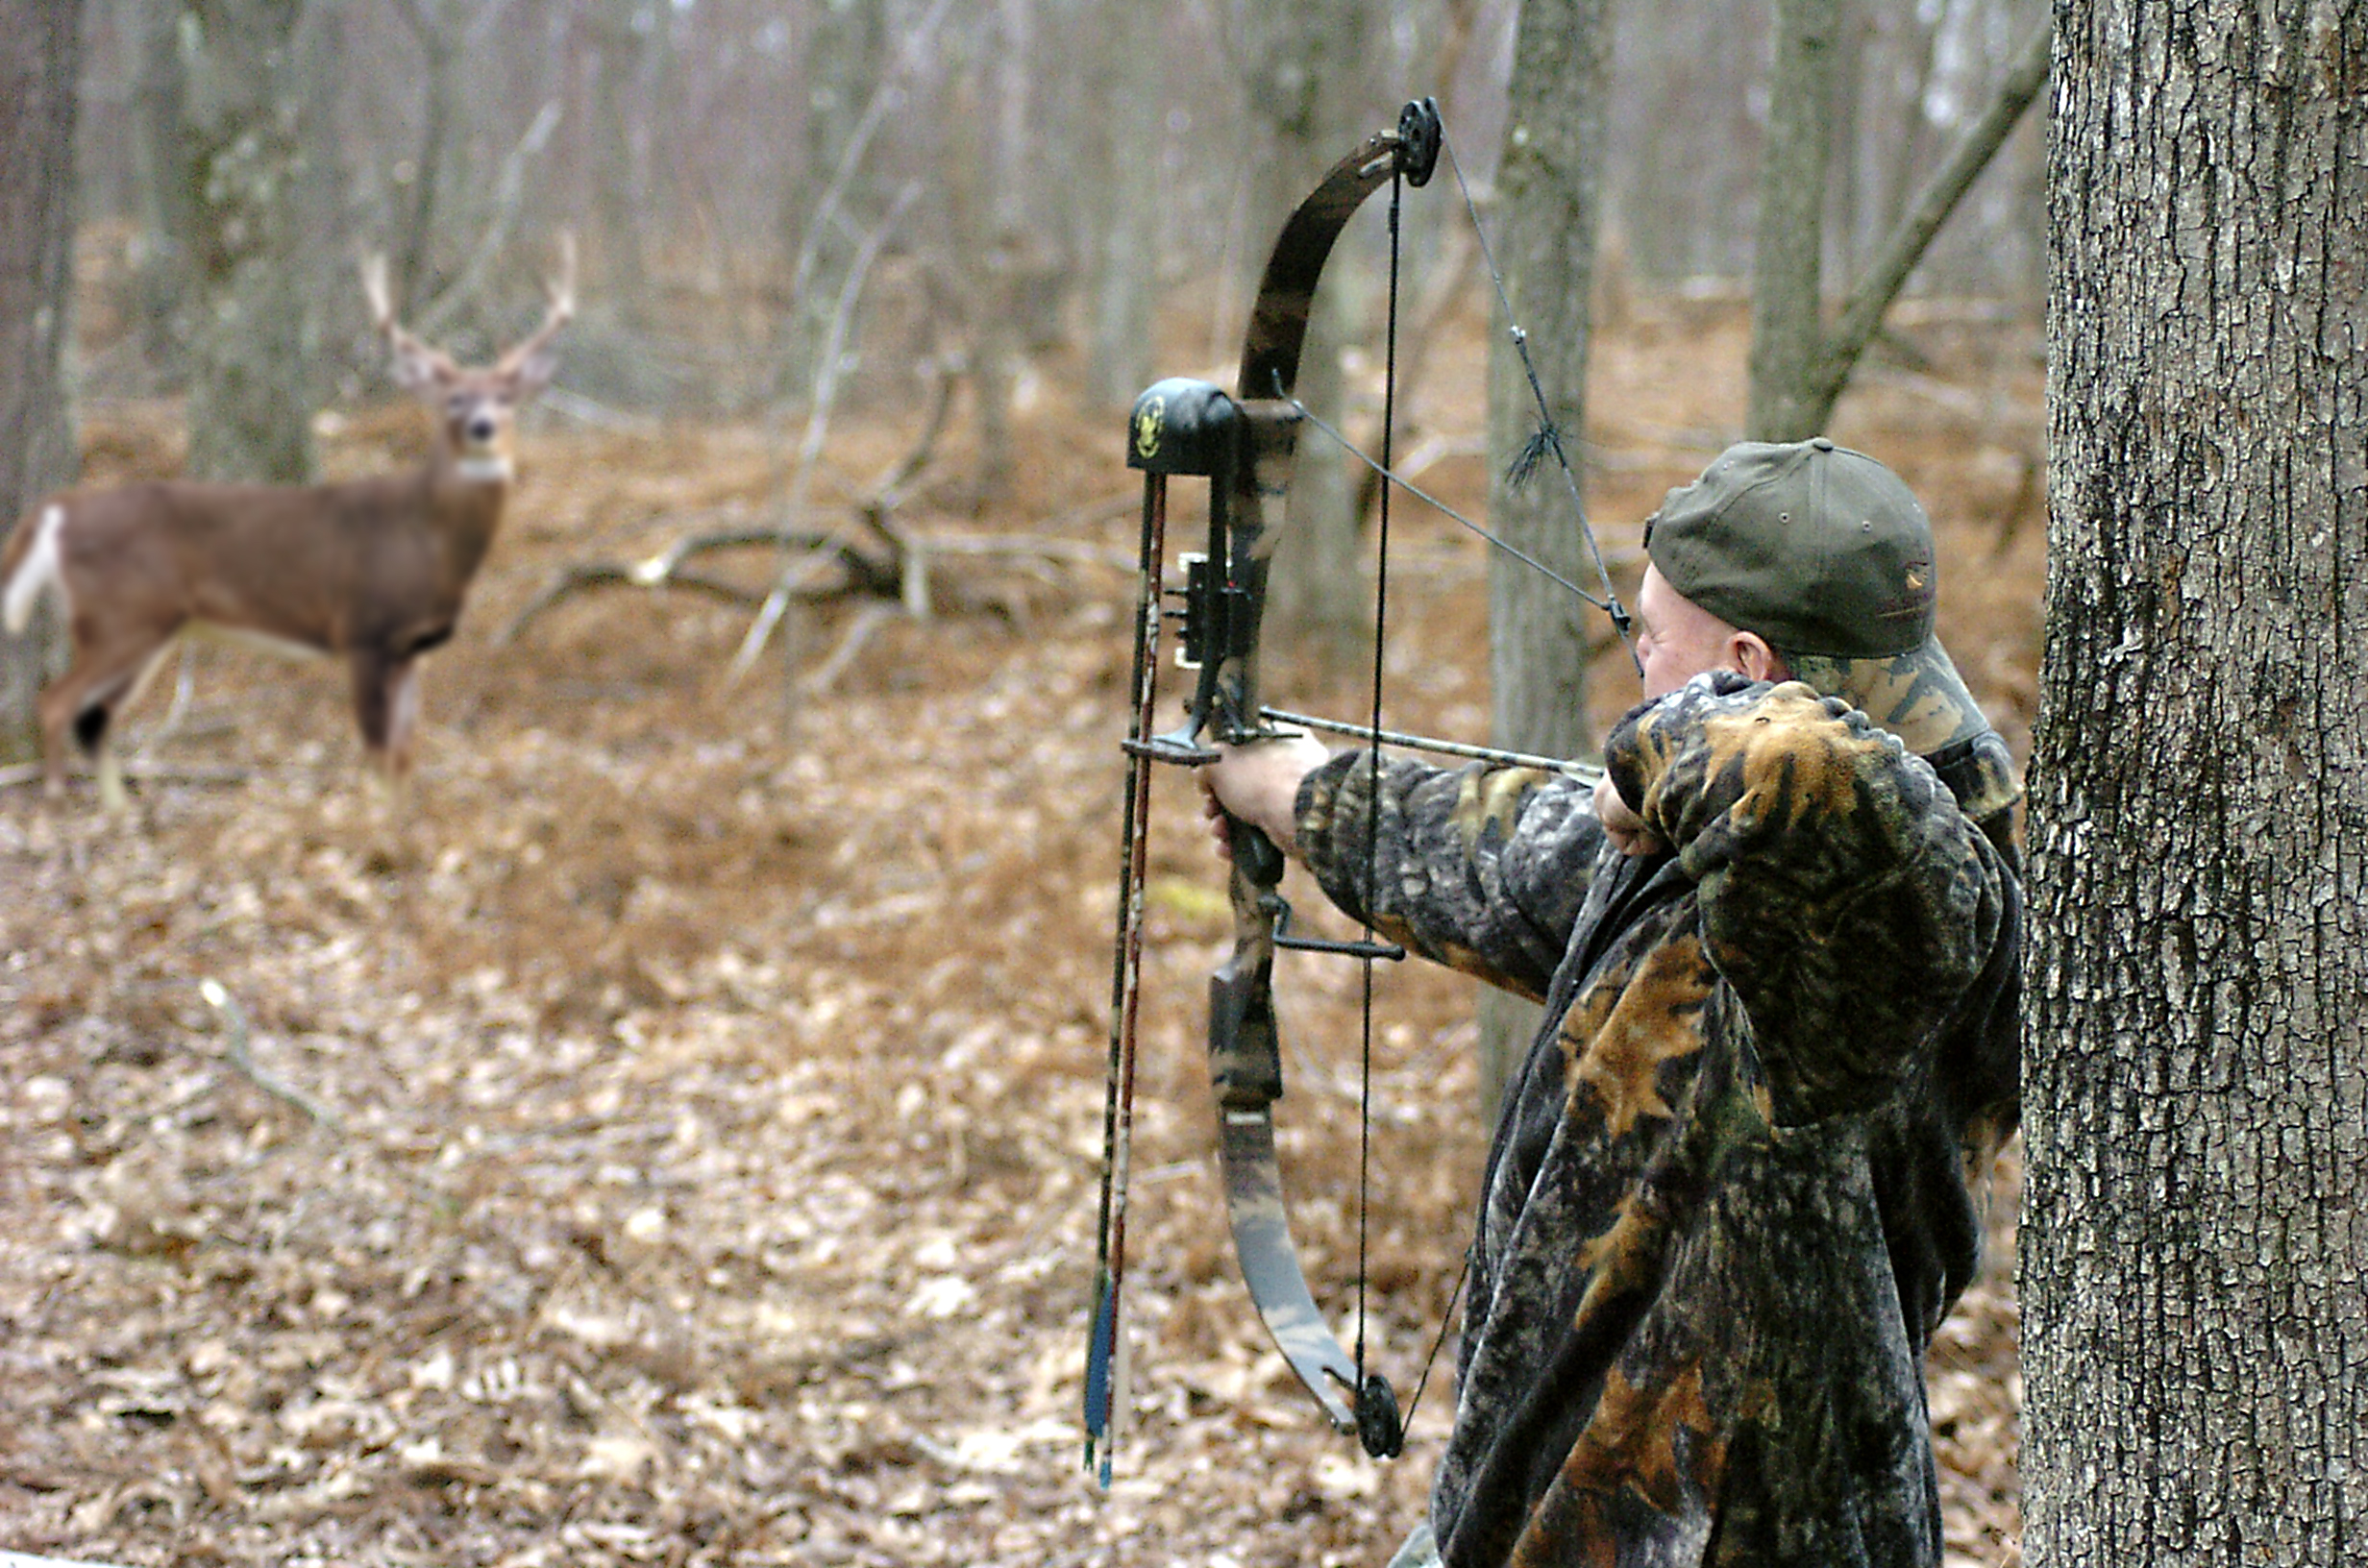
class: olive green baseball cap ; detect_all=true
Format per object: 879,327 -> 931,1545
1641,438 -> 1995,760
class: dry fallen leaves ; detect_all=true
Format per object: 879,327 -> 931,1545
0,306 -> 2036,1566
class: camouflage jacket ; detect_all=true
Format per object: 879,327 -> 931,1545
1295,673 -> 2023,1568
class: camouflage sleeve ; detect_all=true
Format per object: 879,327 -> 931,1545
1294,750 -> 1607,1002
1606,671 -> 2010,1122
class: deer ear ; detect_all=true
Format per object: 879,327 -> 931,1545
508,350 -> 558,399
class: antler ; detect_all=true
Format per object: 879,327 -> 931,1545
358,252 -> 456,381
497,231 -> 576,375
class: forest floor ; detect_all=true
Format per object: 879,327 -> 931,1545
0,299 -> 2043,1567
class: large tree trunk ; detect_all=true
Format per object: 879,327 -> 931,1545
0,0 -> 85,766
1474,0 -> 1610,1123
2022,4 -> 2368,1563
174,0 -> 319,483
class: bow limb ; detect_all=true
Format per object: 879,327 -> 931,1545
1201,106 -> 1438,1458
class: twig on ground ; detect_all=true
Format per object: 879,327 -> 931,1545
200,979 -> 344,1131
800,603 -> 897,696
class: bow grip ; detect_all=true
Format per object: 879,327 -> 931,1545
1209,811 -> 1288,1110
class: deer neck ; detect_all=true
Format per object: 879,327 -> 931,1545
423,449 -> 510,581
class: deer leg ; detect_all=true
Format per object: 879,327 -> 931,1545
37,632 -> 174,807
350,648 -> 424,781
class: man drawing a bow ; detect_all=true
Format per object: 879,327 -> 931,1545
1203,438 -> 2023,1567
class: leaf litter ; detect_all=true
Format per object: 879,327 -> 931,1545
0,305 -> 2038,1566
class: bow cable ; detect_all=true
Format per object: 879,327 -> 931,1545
1439,125 -> 1639,673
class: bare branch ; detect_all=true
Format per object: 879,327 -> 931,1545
202,978 -> 342,1129
1813,16 -> 2055,412
415,98 -> 566,338
729,183 -> 922,682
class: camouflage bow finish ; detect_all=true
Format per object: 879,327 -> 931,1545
1094,102 -> 1443,1464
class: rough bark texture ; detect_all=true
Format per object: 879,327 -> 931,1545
174,0 -> 320,484
2023,3 -> 2368,1563
0,0 -> 84,765
1476,0 -> 1608,1120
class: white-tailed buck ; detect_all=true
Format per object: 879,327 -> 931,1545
1,236 -> 575,809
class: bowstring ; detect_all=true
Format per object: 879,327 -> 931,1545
1351,148 -> 1406,1405
1281,394 -> 1607,612
1288,125 -> 1642,676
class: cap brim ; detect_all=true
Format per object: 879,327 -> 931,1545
1784,635 -> 1993,760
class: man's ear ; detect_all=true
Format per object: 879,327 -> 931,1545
1730,632 -> 1788,683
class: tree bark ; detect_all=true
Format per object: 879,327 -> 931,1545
0,0 -> 84,765
1746,0 -> 1840,441
2023,3 -> 2368,1563
1475,0 -> 1610,1124
174,0 -> 319,484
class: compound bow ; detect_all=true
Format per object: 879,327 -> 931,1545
1088,96 -> 1631,1480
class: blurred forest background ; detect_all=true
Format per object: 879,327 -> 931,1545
48,0 -> 2044,445
2,1 -> 2050,1565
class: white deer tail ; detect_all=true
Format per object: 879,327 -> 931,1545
3,504 -> 68,635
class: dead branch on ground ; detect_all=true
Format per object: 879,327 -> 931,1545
496,357 -> 1133,655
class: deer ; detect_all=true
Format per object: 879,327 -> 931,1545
1,236 -> 575,812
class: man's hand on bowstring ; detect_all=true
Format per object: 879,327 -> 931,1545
1593,772 -> 1667,859
1198,731 -> 1334,862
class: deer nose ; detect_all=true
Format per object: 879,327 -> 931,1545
466,414 -> 497,444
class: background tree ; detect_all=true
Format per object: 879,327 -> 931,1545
1745,0 -> 2053,440
171,0 -> 321,482
1239,0 -> 1377,671
1473,0 -> 1610,1120
126,0 -> 195,381
0,0 -> 86,765
2022,3 -> 2367,1562
1083,0 -> 1162,410
383,0 -> 475,313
